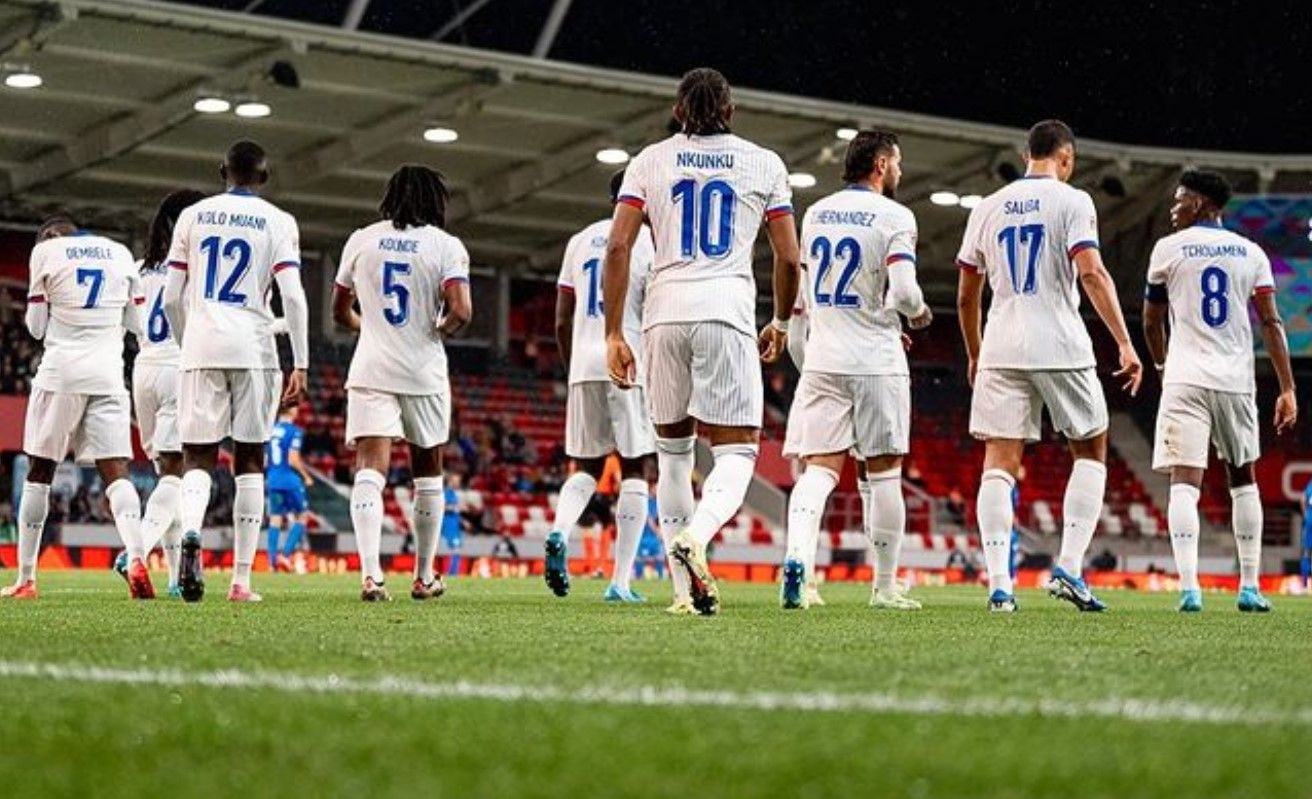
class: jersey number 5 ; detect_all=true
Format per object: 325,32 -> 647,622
382,261 -> 411,327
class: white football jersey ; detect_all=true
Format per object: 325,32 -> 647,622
1147,221 -> 1274,393
335,220 -> 470,395
166,189 -> 301,371
28,232 -> 141,395
799,187 -> 918,376
557,219 -> 654,385
956,176 -> 1101,370
135,260 -> 181,367
617,133 -> 792,336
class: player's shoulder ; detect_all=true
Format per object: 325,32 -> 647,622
730,133 -> 787,171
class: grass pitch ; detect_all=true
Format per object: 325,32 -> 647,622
0,572 -> 1308,799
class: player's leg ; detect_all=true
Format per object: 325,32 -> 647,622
265,509 -> 286,572
401,390 -> 451,601
644,324 -> 697,612
351,436 -> 392,601
546,455 -> 604,597
78,392 -> 151,599
1217,391 -> 1268,612
143,451 -> 185,595
224,368 -> 283,602
1153,384 -> 1210,611
783,451 -> 843,609
607,455 -> 651,602
283,509 -> 307,563
858,374 -> 918,610
6,388 -> 76,598
176,369 -> 230,602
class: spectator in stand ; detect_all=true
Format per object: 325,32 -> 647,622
1089,548 -> 1117,572
502,429 -> 537,466
905,461 -> 926,489
946,487 -> 967,526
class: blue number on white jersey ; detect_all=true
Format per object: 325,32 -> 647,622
1200,265 -> 1229,328
147,290 -> 170,342
200,236 -> 252,305
997,223 -> 1045,295
581,257 -> 603,318
382,261 -> 411,327
672,178 -> 736,259
76,267 -> 104,308
810,236 -> 862,308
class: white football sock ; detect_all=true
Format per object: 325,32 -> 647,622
178,469 -> 212,534
844,476 -> 872,585
613,478 -> 647,592
552,471 -> 597,536
105,478 -> 145,564
687,443 -> 759,548
656,436 -> 696,603
351,469 -> 386,584
1168,483 -> 1202,592
162,521 -> 183,587
1057,459 -> 1106,577
141,475 -> 181,554
413,476 -> 444,584
17,482 -> 50,584
231,473 -> 264,589
785,465 -> 838,564
1231,484 -> 1263,589
867,468 -> 905,592
977,469 -> 1016,595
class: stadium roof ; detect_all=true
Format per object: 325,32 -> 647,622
2,0 -> 1311,296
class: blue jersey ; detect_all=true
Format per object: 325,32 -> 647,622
266,420 -> 304,490
1303,481 -> 1312,535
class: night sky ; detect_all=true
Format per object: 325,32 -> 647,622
175,0 -> 1309,154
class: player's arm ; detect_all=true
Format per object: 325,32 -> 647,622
274,264 -> 309,404
761,212 -> 801,364
956,269 -> 986,387
785,275 -> 807,371
121,270 -> 146,339
24,246 -> 49,339
1254,290 -> 1297,433
1073,248 -> 1143,395
330,285 -> 360,333
162,264 -> 187,342
438,277 -> 472,337
555,286 -> 575,370
602,202 -> 643,387
887,213 -> 931,329
1142,286 -> 1169,374
289,431 -> 313,486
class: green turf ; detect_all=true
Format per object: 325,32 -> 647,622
1,572 -> 1308,799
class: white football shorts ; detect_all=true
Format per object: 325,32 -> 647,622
1152,383 -> 1259,471
179,368 -> 282,445
970,367 -> 1108,442
24,388 -> 132,463
132,362 -> 181,459
783,372 -> 910,459
346,387 -> 450,449
643,321 -> 763,428
565,381 -> 656,460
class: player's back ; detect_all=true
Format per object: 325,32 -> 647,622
168,189 -> 300,371
338,219 -> 469,395
1150,223 -> 1272,393
136,260 -> 180,366
620,133 -> 791,335
265,419 -> 301,488
958,176 -> 1100,370
560,218 -> 653,385
30,232 -> 138,395
799,187 -> 915,376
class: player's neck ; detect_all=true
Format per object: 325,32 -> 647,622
226,184 -> 260,197
1022,160 -> 1061,180
1192,215 -> 1223,229
847,179 -> 883,194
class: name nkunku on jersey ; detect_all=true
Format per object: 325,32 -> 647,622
28,233 -> 141,395
956,176 -> 1101,370
617,133 -> 792,337
557,219 -> 654,385
799,186 -> 917,377
166,189 -> 301,371
335,220 -> 470,395
1147,221 -> 1274,393
136,261 -> 180,367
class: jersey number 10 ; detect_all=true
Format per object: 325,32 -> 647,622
672,179 -> 736,259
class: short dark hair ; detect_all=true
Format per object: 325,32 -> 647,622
675,68 -> 732,136
143,189 -> 206,268
379,164 -> 450,229
842,130 -> 899,184
1179,169 -> 1232,211
37,211 -> 77,241
609,169 -> 626,204
1026,119 -> 1076,159
224,140 -> 268,184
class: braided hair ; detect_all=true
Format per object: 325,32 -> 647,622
675,68 -> 732,136
143,189 -> 205,269
379,164 -> 450,230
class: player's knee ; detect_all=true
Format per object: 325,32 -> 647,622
656,418 -> 696,439
25,457 -> 56,485
576,457 -> 607,478
408,445 -> 443,478
95,457 -> 130,484
618,456 -> 650,480
183,443 -> 219,473
1227,461 -> 1256,488
233,442 -> 264,475
1067,432 -> 1107,463
866,454 -> 903,474
157,451 -> 185,477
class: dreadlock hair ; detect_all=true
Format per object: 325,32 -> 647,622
609,169 -> 626,204
1179,169 -> 1232,211
842,129 -> 899,184
37,211 -> 77,242
675,68 -> 732,136
379,164 -> 450,230
143,189 -> 205,269
223,140 -> 268,186
1026,119 -> 1076,159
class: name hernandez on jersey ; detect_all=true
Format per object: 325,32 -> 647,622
956,176 -> 1100,371
799,186 -> 918,376
616,133 -> 792,337
28,233 -> 141,395
557,219 -> 654,385
135,261 -> 181,366
335,220 -> 470,396
166,189 -> 300,371
1146,221 -> 1274,393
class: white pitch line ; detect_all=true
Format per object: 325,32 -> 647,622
0,660 -> 1309,727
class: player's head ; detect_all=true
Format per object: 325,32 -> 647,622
1025,119 -> 1077,181
36,212 -> 77,242
842,130 -> 902,198
379,164 -> 450,230
1171,169 -> 1232,230
221,140 -> 269,189
673,68 -> 733,136
144,189 -> 205,269
608,169 -> 626,204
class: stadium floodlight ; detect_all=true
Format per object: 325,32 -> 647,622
4,71 -> 42,89
193,97 -> 231,114
930,191 -> 960,206
423,126 -> 459,143
958,194 -> 983,209
234,101 -> 272,118
787,172 -> 817,189
595,148 -> 630,165
836,127 -> 858,141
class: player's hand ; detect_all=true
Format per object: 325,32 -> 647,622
967,358 -> 978,389
1114,343 -> 1143,396
907,305 -> 933,331
901,333 -> 912,352
268,317 -> 289,336
1274,390 -> 1298,434
282,368 -> 307,406
607,335 -> 636,389
759,321 -> 787,364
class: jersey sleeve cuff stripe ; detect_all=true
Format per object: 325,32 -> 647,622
27,294 -> 45,303
886,253 -> 916,265
273,261 -> 300,273
765,205 -> 794,220
955,259 -> 981,273
557,284 -> 575,293
1067,240 -> 1099,258
617,195 -> 645,210
133,296 -> 146,305
1253,285 -> 1276,295
167,261 -> 187,271
442,276 -> 470,288
1144,283 -> 1169,304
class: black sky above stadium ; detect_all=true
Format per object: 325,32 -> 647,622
174,0 -> 1309,154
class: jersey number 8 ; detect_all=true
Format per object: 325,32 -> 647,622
1200,265 -> 1229,328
